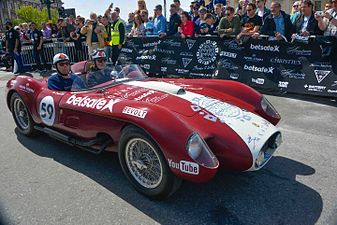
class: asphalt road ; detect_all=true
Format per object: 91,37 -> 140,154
0,71 -> 337,225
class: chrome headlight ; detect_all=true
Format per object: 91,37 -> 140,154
261,96 -> 280,118
186,133 -> 219,168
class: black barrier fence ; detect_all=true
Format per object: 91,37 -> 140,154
118,36 -> 337,98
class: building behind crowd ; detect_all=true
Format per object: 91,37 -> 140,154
0,0 -> 63,30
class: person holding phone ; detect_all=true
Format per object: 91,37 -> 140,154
81,12 -> 108,56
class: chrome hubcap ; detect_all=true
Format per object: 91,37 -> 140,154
125,138 -> 163,189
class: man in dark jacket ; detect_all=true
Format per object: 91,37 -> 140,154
293,0 -> 323,35
5,21 -> 24,74
261,1 -> 293,41
167,4 -> 181,36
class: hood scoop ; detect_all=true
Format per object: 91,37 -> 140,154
127,81 -> 185,95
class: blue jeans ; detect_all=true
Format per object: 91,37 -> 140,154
9,51 -> 24,73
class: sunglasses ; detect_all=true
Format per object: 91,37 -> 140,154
293,4 -> 299,7
59,62 -> 69,66
97,59 -> 106,63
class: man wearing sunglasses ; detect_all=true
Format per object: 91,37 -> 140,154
48,53 -> 78,91
87,50 -> 114,87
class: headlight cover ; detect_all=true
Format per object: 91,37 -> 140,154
186,133 -> 219,168
261,96 -> 280,118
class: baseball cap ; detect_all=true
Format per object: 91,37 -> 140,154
198,7 -> 207,13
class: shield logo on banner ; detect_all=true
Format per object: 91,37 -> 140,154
182,58 -> 192,68
314,70 -> 330,83
186,39 -> 196,50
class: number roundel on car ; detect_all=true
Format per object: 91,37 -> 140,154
39,96 -> 55,126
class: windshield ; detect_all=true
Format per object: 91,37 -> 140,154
71,64 -> 147,92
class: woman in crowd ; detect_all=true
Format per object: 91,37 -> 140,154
128,14 -> 145,37
179,11 -> 194,38
140,10 -> 156,36
137,0 -> 147,13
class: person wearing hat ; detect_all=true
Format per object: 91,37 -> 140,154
87,49 -> 115,87
153,4 -> 167,37
195,7 -> 208,35
29,22 -> 47,72
5,21 -> 24,74
48,53 -> 78,91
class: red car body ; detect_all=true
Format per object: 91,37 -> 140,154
6,63 -> 282,198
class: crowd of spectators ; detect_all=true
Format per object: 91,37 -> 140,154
1,0 -> 337,74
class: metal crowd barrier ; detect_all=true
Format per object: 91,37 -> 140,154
21,41 -> 89,66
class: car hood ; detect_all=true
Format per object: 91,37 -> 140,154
108,80 -> 279,155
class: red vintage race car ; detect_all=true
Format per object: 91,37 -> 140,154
6,63 -> 282,199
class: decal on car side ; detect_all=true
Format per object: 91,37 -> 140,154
39,96 -> 55,126
168,159 -> 199,175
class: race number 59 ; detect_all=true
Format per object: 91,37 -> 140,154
39,96 -> 55,126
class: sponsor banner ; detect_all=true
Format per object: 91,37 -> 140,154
122,37 -> 337,97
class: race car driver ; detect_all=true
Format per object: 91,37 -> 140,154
48,53 -> 78,91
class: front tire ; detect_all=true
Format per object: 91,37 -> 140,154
118,126 -> 181,200
10,92 -> 37,136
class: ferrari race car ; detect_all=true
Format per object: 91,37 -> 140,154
6,63 -> 282,199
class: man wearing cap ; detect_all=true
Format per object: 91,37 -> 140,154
48,53 -> 78,91
195,7 -> 208,34
29,22 -> 47,72
5,21 -> 24,74
154,5 -> 167,37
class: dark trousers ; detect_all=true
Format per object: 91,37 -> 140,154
111,45 -> 122,66
33,47 -> 46,70
9,51 -> 24,73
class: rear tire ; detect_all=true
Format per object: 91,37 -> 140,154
10,92 -> 37,136
118,126 -> 181,200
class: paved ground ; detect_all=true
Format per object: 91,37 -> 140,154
0,70 -> 337,225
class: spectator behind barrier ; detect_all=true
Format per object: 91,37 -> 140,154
141,10 -> 156,36
29,22 -> 47,72
71,17 -> 86,63
315,0 -> 337,36
58,18 -> 76,42
81,12 -> 107,55
110,11 -> 126,66
137,0 -> 147,13
218,6 -> 241,37
256,0 -> 271,23
174,0 -> 184,15
199,13 -> 216,35
5,21 -> 24,74
214,3 -> 225,29
325,0 -> 333,10
48,53 -> 78,91
126,12 -> 135,33
291,1 -> 301,23
179,11 -> 195,38
41,22 -> 52,40
195,7 -> 207,35
237,3 -> 262,40
101,16 -> 112,61
293,0 -> 323,37
128,14 -> 145,37
167,4 -> 182,36
260,1 -> 293,41
153,4 -> 167,37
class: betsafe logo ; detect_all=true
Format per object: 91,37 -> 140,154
250,44 -> 280,52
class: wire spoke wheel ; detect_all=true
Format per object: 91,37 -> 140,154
13,98 -> 30,130
125,138 -> 163,189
